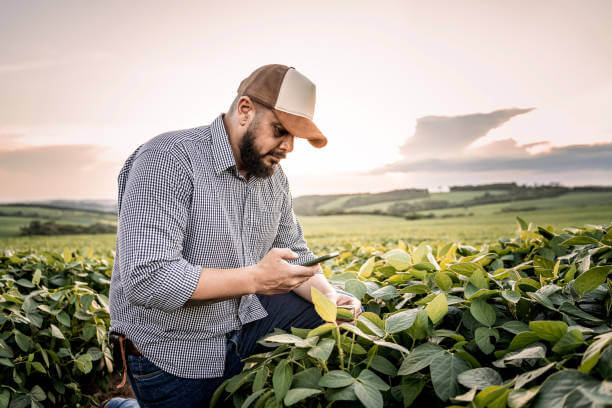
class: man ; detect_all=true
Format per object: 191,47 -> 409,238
106,64 -> 362,407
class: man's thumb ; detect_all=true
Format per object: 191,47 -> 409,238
276,247 -> 298,260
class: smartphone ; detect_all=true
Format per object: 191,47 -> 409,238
300,251 -> 339,266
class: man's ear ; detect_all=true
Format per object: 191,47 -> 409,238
237,96 -> 255,127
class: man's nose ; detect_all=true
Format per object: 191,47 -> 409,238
279,135 -> 294,153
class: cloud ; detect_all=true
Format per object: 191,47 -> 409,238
371,142 -> 612,174
369,106 -> 612,178
0,144 -> 121,201
399,107 -> 535,158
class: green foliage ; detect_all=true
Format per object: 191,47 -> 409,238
0,247 -> 114,407
212,220 -> 612,407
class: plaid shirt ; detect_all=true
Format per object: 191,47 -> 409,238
109,114 -> 321,378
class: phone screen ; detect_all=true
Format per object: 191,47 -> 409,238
300,251 -> 339,266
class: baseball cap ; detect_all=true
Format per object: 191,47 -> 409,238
237,64 -> 327,148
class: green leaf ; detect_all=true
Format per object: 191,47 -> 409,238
308,338 -> 335,361
514,363 -> 555,390
368,355 -> 397,376
319,370 -> 354,388
371,285 -> 398,300
533,369 -> 610,408
502,321 -> 531,334
307,323 -> 335,338
434,272 -> 452,291
31,361 -> 46,374
470,298 -> 496,327
344,279 -> 367,300
425,293 -> 448,324
579,331 -> 612,373
508,387 -> 541,408
357,369 -> 390,391
311,287 -> 337,323
354,382 -> 383,408
383,248 -> 412,271
75,353 -> 92,374
0,389 -> 9,408
292,367 -> 321,389
574,266 -> 611,297
253,366 -> 269,392
240,389 -> 267,408
559,302 -> 602,323
517,216 -> 528,231
50,324 -> 65,339
449,262 -> 483,277
56,311 -> 71,327
430,352 -> 471,401
325,384 -> 357,402
283,388 -> 322,406
552,329 -> 583,354
509,331 -> 540,351
502,290 -> 521,304
529,321 -> 568,342
30,385 -> 46,401
398,342 -> 444,375
14,330 -> 33,352
357,314 -> 385,338
32,269 -> 42,286
494,344 -> 547,367
475,327 -> 498,355
457,367 -> 503,390
385,308 -> 418,334
395,377 -> 425,407
265,334 -> 306,345
272,359 -> 292,402
469,268 -> 489,290
474,385 -> 510,408
561,236 -> 599,245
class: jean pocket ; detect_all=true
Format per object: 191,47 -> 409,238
128,355 -> 166,382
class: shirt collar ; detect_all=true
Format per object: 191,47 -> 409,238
210,114 -> 238,175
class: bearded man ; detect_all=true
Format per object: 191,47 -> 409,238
105,64 -> 362,407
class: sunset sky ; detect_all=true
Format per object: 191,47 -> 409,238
1,0 -> 611,201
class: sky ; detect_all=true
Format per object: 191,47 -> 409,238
1,0 -> 611,201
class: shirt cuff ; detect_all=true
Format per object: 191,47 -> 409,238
146,259 -> 202,313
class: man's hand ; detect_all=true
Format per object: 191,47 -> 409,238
325,291 -> 362,324
252,248 -> 319,295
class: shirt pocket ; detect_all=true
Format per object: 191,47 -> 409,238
247,203 -> 282,257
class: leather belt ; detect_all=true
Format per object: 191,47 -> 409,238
109,332 -> 141,389
110,332 -> 142,356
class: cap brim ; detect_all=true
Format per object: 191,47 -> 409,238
273,109 -> 327,148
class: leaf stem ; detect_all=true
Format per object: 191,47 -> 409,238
334,324 -> 345,370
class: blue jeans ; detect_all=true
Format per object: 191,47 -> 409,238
106,290 -> 361,408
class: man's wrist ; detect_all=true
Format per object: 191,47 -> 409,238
244,265 -> 258,294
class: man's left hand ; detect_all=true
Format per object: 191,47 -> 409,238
326,291 -> 362,324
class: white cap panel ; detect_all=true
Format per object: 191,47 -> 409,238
274,68 -> 316,120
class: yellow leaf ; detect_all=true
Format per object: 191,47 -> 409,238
425,293 -> 448,324
63,248 -> 72,263
311,287 -> 337,323
398,240 -> 407,251
358,257 -> 376,278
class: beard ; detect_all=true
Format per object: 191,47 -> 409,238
239,121 -> 276,178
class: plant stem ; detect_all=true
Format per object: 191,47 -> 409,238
347,331 -> 356,369
365,345 -> 378,370
334,324 -> 345,370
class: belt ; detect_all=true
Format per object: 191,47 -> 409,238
109,332 -> 141,389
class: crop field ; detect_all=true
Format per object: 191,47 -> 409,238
344,190 -> 509,213
1,200 -> 611,253
2,219 -> 610,407
0,205 -> 116,238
